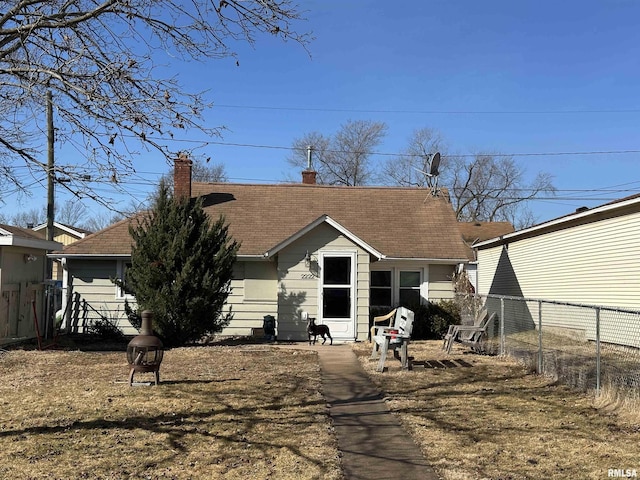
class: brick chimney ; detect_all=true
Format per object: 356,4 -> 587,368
174,153 -> 192,200
302,170 -> 317,185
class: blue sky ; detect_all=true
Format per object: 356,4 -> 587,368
5,0 -> 640,225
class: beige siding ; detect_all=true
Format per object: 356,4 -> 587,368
428,264 -> 456,301
54,232 -> 81,246
478,212 -> 640,309
219,261 -> 278,337
477,210 -> 640,346
274,223 -> 370,342
65,259 -> 136,334
0,247 -> 46,341
477,246 -> 507,295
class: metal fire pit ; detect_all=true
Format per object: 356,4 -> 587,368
127,310 -> 164,386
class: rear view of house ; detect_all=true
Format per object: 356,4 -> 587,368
52,158 -> 471,342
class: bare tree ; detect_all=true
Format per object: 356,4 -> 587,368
287,120 -> 387,186
286,132 -> 332,183
56,198 -> 86,225
81,210 -> 125,232
10,208 -> 45,227
0,0 -> 309,206
192,160 -> 228,183
381,127 -> 448,187
448,154 -> 555,228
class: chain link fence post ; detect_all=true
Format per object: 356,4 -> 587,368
500,297 -> 505,356
595,307 -> 601,395
537,300 -> 543,374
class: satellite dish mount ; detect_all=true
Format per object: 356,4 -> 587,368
411,152 -> 441,196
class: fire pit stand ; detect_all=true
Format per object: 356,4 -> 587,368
126,310 -> 164,386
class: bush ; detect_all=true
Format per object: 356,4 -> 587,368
370,300 -> 461,341
87,316 -> 126,341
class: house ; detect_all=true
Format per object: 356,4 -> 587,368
0,224 -> 62,345
51,158 -> 471,342
32,222 -> 91,280
457,221 -> 515,292
474,194 -> 640,345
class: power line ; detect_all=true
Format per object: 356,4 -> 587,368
214,104 -> 640,115
125,135 -> 640,159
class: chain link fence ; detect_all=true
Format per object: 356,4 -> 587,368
457,294 -> 640,404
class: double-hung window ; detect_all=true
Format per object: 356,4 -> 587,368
370,270 -> 392,308
399,271 -> 421,307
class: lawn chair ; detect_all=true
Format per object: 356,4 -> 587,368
370,307 -> 414,372
443,310 -> 496,354
369,308 -> 397,342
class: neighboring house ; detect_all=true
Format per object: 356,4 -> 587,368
32,222 -> 91,280
51,158 -> 471,342
457,221 -> 515,292
0,225 -> 62,345
474,194 -> 640,345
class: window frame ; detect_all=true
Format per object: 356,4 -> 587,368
369,265 -> 427,308
115,260 -> 134,299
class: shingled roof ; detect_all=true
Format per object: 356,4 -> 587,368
458,221 -> 515,245
0,224 -> 63,249
57,182 -> 470,261
457,221 -> 515,261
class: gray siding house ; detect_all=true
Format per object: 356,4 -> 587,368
52,159 -> 471,342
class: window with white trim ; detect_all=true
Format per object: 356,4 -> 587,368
116,260 -> 134,299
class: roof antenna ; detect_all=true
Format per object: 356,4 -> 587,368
412,152 -> 441,196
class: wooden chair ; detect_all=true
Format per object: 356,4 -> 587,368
370,307 -> 414,372
443,310 -> 496,354
369,308 -> 397,342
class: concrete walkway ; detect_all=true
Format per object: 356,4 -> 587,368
281,343 -> 439,480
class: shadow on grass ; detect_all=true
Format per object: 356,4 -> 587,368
0,377 -> 336,476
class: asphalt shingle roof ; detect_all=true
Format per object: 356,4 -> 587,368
59,183 -> 470,260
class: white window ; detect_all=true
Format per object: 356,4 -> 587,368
116,260 -> 134,299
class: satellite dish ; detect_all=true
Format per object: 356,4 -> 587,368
411,151 -> 442,197
429,152 -> 441,176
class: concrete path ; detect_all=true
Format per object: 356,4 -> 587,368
281,343 -> 439,480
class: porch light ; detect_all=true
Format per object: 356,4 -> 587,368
304,250 -> 311,267
24,254 -> 37,263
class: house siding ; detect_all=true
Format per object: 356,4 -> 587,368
478,211 -> 640,308
64,259 -> 136,335
476,207 -> 640,347
429,264 -> 456,301
0,247 -> 47,341
219,261 -> 278,337
274,223 -> 370,342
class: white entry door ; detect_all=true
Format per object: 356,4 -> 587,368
319,252 -> 356,341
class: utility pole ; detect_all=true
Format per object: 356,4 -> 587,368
46,90 -> 54,278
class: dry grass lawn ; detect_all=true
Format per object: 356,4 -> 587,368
0,344 -> 342,480
2,339 -> 640,479
352,340 -> 640,480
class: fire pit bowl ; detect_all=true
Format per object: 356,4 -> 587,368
127,310 -> 164,386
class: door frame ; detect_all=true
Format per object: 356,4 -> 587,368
317,250 -> 357,340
